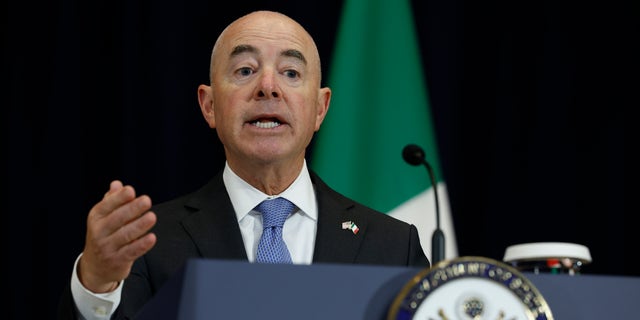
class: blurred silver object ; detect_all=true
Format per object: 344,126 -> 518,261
503,242 -> 592,275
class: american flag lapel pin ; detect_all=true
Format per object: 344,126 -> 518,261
342,221 -> 359,235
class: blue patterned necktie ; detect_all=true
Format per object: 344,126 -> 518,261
255,197 -> 296,264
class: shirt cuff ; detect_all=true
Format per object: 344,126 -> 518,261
70,253 -> 122,320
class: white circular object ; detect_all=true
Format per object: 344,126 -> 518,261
503,242 -> 592,263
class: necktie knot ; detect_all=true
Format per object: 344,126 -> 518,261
255,197 -> 295,229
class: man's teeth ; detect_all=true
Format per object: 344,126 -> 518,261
253,120 -> 281,129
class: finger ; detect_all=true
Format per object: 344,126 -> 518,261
116,214 -> 158,260
104,180 -> 124,198
109,207 -> 157,250
92,185 -> 138,221
89,193 -> 152,239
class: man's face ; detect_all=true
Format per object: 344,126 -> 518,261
204,12 -> 330,168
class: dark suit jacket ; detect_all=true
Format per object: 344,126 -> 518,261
58,170 -> 429,319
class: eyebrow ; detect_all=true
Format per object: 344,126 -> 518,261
230,45 -> 307,65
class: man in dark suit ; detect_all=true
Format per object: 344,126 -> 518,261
58,10 -> 429,320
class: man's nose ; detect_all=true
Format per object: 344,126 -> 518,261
254,70 -> 282,99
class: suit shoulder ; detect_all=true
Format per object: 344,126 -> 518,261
309,170 -> 415,228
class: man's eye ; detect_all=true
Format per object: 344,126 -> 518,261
284,70 -> 299,79
238,67 -> 253,77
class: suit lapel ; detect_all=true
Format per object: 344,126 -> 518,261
311,172 -> 369,264
180,173 -> 248,260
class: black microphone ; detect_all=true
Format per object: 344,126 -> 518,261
402,144 -> 445,264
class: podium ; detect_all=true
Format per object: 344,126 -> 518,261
136,258 -> 639,320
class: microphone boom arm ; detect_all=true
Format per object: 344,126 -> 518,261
402,144 -> 445,264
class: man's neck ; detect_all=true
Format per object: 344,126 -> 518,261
226,158 -> 306,195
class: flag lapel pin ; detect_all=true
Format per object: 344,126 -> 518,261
341,221 -> 359,235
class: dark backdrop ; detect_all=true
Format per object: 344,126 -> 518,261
3,0 -> 633,319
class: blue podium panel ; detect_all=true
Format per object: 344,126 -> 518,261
136,259 -> 423,320
136,258 -> 640,320
526,272 -> 640,319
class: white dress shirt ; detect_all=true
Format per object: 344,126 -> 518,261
71,160 -> 318,320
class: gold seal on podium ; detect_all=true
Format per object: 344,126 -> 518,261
387,256 -> 554,320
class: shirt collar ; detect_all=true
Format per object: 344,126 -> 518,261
223,160 -> 317,222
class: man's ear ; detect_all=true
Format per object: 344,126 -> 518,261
314,87 -> 331,131
197,84 -> 216,128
